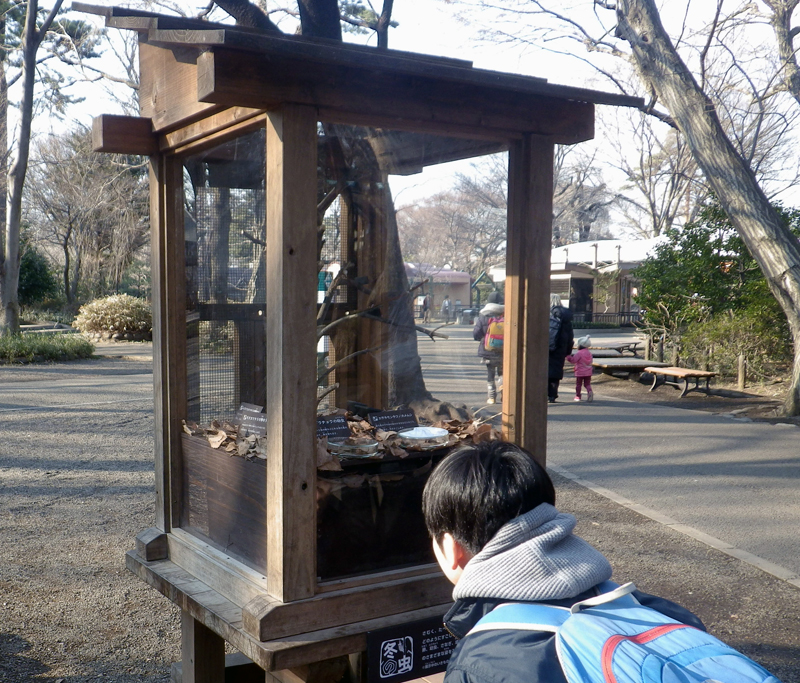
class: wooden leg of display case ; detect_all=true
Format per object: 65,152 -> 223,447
180,610 -> 225,683
268,658 -> 351,683
172,653 -> 263,683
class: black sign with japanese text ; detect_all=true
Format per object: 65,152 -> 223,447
316,415 -> 351,439
235,403 -> 266,437
367,409 -> 418,433
366,615 -> 456,683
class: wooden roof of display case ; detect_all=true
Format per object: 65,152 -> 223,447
80,4 -> 642,679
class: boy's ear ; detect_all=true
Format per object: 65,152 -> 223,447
434,533 -> 473,585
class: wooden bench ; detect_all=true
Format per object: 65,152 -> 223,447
588,341 -> 642,355
592,358 -> 669,376
644,366 -> 717,398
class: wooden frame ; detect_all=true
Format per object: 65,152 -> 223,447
82,3 -> 642,679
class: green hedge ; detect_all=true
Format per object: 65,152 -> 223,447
0,333 -> 94,364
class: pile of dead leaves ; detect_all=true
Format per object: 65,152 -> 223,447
182,419 -> 267,460
316,410 -> 500,472
183,412 -> 500,468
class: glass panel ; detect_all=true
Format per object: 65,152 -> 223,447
316,123 -> 508,580
179,128 -> 268,571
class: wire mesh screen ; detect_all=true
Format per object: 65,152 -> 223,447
184,129 -> 267,425
317,196 -> 352,409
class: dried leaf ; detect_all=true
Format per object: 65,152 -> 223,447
387,444 -> 409,458
225,443 -> 237,452
342,474 -> 366,488
207,430 -> 227,449
237,440 -> 250,457
317,437 -> 332,467
318,457 -> 343,471
473,424 -> 494,443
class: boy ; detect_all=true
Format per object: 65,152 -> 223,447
422,441 -> 704,683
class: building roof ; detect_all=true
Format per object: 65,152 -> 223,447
551,238 -> 664,269
405,264 -> 471,284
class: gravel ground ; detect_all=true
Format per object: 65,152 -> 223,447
1,354 -> 798,681
0,357 -> 181,683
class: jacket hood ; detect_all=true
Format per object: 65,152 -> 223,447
452,503 -> 612,603
479,302 -> 504,317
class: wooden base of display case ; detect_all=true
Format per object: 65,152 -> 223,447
126,547 -> 452,671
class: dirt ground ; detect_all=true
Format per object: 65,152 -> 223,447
1,357 -> 798,682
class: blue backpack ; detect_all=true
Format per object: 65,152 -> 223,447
469,581 -> 780,683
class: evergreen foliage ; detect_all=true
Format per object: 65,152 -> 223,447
633,201 -> 800,378
18,242 -> 58,305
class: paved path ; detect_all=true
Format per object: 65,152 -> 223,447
547,394 -> 800,585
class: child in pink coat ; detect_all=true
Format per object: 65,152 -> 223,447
567,335 -> 593,402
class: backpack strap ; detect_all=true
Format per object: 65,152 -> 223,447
468,602 -> 569,635
467,582 -> 640,636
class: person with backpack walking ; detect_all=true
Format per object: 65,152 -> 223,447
473,291 -> 504,404
566,335 -> 593,402
548,293 -> 574,403
423,441 -> 781,683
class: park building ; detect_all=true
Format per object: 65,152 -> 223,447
549,237 -> 663,326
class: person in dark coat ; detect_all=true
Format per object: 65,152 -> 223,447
422,441 -> 705,683
548,293 -> 573,403
473,291 -> 504,404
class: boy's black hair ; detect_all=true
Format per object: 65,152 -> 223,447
422,440 -> 556,556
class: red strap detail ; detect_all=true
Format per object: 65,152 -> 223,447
601,624 -> 693,683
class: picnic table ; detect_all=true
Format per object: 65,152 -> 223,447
585,349 -> 622,359
644,366 -> 717,398
589,341 -> 643,357
592,358 -> 669,375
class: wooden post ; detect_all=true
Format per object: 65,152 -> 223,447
503,134 -> 554,466
265,105 -> 318,602
151,154 -> 186,533
180,611 -> 225,683
738,353 -> 747,390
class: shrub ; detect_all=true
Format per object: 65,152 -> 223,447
19,245 -> 58,305
74,294 -> 152,340
0,333 -> 94,363
20,304 -> 75,326
681,310 -> 791,381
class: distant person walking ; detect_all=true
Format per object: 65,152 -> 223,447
473,291 -> 504,404
440,295 -> 452,324
567,335 -> 593,402
422,294 -> 431,322
548,293 -> 574,403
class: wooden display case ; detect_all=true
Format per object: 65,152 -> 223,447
79,4 -> 640,682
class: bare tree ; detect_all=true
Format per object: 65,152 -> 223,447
25,129 -> 149,304
604,110 -> 702,237
0,2 -> 101,333
552,146 -> 614,245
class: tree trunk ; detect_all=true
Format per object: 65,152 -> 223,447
297,0 -> 342,40
766,0 -> 800,108
616,0 -> 800,415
